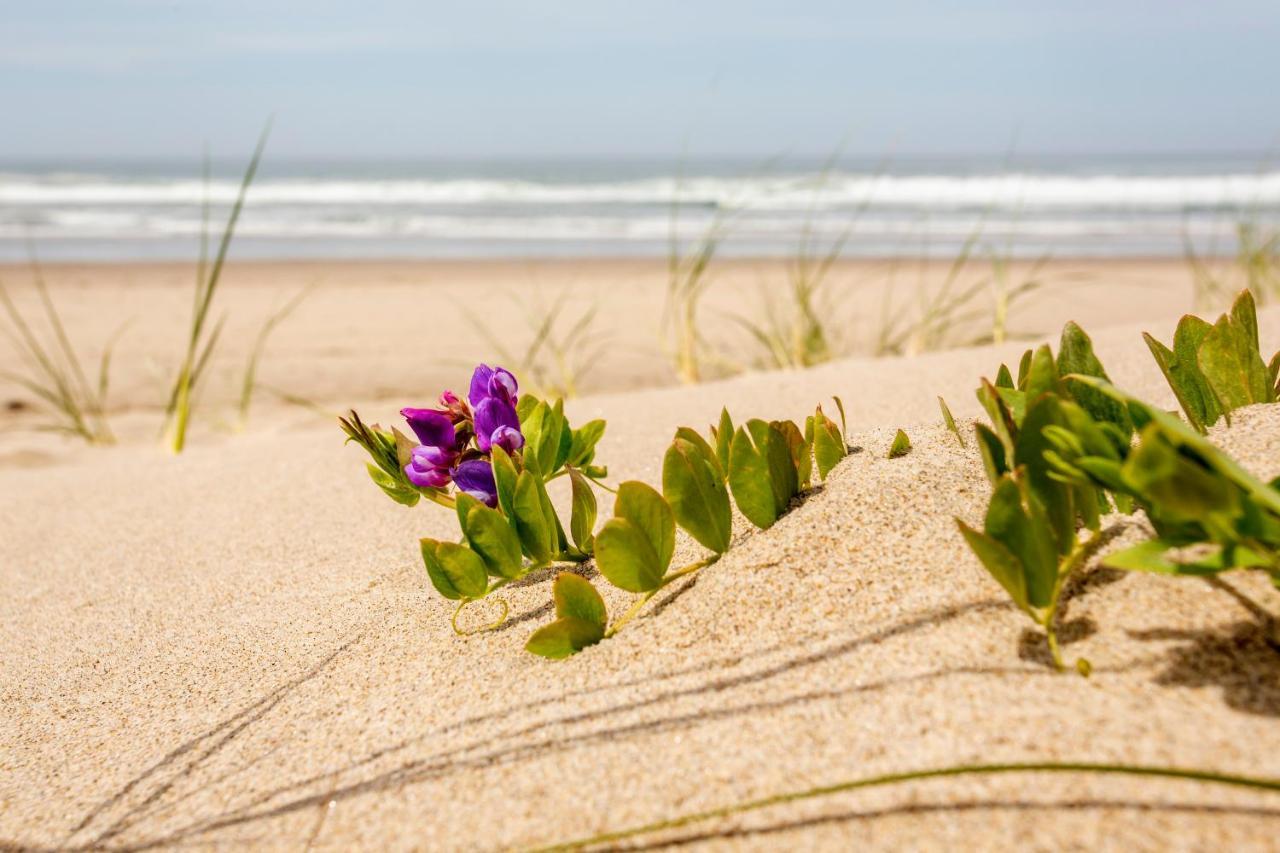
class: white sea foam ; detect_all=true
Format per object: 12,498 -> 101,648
4,171 -> 1280,210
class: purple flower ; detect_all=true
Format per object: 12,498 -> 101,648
401,406 -> 463,489
473,397 -> 524,454
401,407 -> 457,448
468,364 -> 519,408
405,446 -> 453,489
452,459 -> 498,507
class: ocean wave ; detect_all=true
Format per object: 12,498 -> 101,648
4,172 -> 1280,210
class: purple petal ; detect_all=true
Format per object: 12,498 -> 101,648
487,367 -> 518,404
401,408 -> 456,449
412,444 -> 456,468
452,459 -> 498,507
489,425 -> 524,454
405,460 -> 451,489
468,365 -> 495,408
473,398 -> 521,453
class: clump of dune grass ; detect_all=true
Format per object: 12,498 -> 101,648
0,253 -> 126,444
662,195 -> 733,384
1186,218 -> 1280,311
733,153 -> 886,370
463,291 -> 606,399
238,284 -> 312,430
162,124 -> 270,452
873,219 -> 1050,357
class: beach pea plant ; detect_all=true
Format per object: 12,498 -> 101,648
1051,376 -> 1280,646
1143,288 -> 1279,433
959,322 -> 1134,672
526,401 -> 850,658
341,364 -> 609,631
342,365 -> 850,652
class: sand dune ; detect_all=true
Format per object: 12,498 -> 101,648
2,268 -> 1279,850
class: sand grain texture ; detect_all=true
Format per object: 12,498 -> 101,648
2,270 -> 1279,851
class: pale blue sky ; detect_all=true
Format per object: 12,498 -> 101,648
2,1 -> 1278,159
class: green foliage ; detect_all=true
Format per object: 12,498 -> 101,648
525,573 -> 607,659
164,124 -> 270,453
456,493 -> 524,579
239,285 -> 311,430
339,410 -> 438,507
420,539 -> 489,600
729,419 -> 802,529
887,429 -> 912,459
1143,289 -> 1276,433
595,483 -> 674,592
938,396 -> 964,447
663,433 -> 732,554
811,402 -> 848,481
463,292 -> 605,399
0,262 -> 122,445
568,468 -> 598,553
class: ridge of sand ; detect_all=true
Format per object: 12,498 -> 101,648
2,308 -> 1279,850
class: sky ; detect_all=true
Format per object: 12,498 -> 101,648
2,1 -> 1279,160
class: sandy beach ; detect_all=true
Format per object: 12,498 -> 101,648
2,258 -> 1279,850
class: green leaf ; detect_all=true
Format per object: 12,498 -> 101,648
458,496 -> 524,578
772,419 -> 812,489
420,539 -> 488,600
729,423 -> 778,529
674,426 -> 724,480
521,398 -> 567,477
938,396 -> 965,447
1014,394 -> 1075,556
568,419 -> 607,467
995,363 -> 1014,389
515,393 -> 540,423
812,407 -> 847,481
976,378 -> 1017,454
553,400 -> 574,472
568,468 -> 597,552
365,463 -> 420,506
526,616 -> 604,659
594,518 -> 664,592
1197,312 -> 1272,412
957,519 -> 1028,612
984,475 -> 1058,610
1023,344 -> 1060,402
1102,538 -> 1265,576
663,435 -> 732,554
712,408 -> 734,479
552,571 -> 607,627
887,428 -> 912,459
974,423 -> 1008,485
1230,288 -> 1261,355
1016,349 -> 1033,388
614,481 -> 675,571
513,470 -> 555,564
491,446 -> 519,520
1057,321 -> 1130,433
763,421 -> 800,512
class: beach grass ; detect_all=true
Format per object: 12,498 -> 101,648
162,123 -> 270,452
238,284 -> 312,429
0,252 -> 124,444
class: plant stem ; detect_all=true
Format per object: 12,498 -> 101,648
604,556 -> 719,638
529,761 -> 1280,852
1042,530 -> 1105,673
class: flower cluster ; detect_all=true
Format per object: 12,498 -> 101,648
401,364 -> 524,507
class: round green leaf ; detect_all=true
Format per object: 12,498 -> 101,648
461,500 -> 524,578
614,481 -> 675,572
526,616 -> 605,659
594,518 -> 664,592
663,437 -> 731,553
420,539 -> 488,600
728,424 -> 777,529
552,572 -> 607,627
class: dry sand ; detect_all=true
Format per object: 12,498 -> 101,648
1,260 -> 1279,851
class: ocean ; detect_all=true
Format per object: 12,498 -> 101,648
1,154 -> 1278,261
